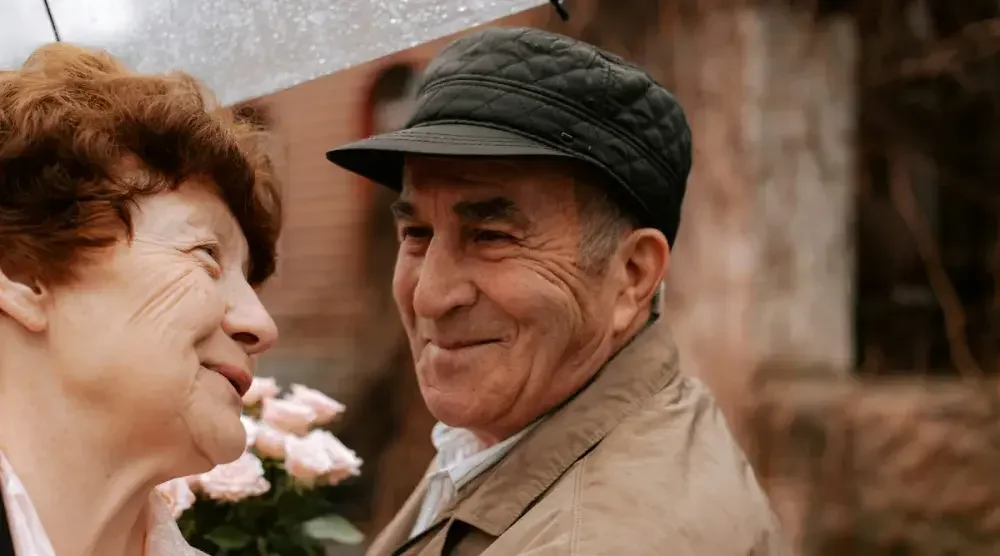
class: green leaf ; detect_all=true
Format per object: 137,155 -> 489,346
301,514 -> 365,545
205,525 -> 253,550
179,517 -> 197,539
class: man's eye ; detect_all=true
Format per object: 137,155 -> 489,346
400,226 -> 432,240
474,230 -> 513,243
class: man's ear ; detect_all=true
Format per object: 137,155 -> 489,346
610,229 -> 670,335
0,267 -> 48,333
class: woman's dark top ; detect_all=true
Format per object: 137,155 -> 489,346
0,485 -> 14,556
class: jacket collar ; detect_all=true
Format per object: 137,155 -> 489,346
450,317 -> 681,536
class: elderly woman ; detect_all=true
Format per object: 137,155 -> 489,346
0,44 -> 281,556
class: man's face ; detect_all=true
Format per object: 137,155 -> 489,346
392,157 -> 625,442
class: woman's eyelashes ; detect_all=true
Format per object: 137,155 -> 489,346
192,242 -> 224,278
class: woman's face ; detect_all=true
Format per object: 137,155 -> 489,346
41,180 -> 278,472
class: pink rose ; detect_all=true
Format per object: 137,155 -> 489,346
254,422 -> 291,460
242,377 -> 281,406
261,397 -> 317,436
155,478 -> 196,518
196,452 -> 271,502
285,384 -> 346,426
241,415 -> 259,448
284,430 -> 362,486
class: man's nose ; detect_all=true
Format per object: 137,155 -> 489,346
411,238 -> 477,320
222,282 -> 279,355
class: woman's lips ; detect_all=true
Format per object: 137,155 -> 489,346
203,363 -> 252,397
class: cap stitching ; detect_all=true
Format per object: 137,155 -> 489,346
418,76 -> 681,189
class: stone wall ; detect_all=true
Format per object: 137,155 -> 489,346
750,369 -> 1000,555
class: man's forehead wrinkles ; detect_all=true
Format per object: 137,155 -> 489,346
394,181 -> 524,215
391,191 -> 528,227
453,197 -> 524,225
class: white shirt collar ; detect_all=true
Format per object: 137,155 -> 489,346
431,421 -> 539,490
0,452 -> 54,556
409,421 -> 541,539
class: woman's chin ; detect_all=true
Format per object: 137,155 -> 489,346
206,422 -> 249,465
181,376 -> 250,463
212,439 -> 247,466
183,408 -> 248,467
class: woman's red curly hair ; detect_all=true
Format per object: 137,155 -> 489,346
0,43 -> 282,287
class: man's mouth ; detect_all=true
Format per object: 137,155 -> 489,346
203,363 -> 252,397
431,338 -> 501,350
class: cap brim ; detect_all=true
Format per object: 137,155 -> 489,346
325,123 -> 575,190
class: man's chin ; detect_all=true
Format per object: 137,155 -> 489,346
418,343 -> 506,381
422,392 -> 494,431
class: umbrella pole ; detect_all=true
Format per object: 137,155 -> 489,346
549,0 -> 570,21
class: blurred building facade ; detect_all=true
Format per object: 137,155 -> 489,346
246,0 -> 860,538
244,0 -> 998,548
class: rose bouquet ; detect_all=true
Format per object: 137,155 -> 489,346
156,378 -> 364,556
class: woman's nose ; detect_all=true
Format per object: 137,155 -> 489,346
223,288 -> 279,355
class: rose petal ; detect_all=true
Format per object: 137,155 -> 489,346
254,422 -> 291,460
241,415 -> 259,448
155,478 -> 196,518
242,377 -> 281,406
284,430 -> 362,486
197,452 -> 271,502
285,384 -> 346,426
260,397 -> 317,436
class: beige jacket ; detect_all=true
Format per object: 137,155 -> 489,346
368,319 -> 791,556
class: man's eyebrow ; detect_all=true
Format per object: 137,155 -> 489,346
453,197 -> 526,227
390,196 -> 528,228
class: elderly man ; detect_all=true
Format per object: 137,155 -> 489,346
327,27 -> 789,556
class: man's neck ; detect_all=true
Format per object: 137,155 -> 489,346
0,375 -> 176,556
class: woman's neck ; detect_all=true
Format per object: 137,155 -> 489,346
0,383 -> 168,556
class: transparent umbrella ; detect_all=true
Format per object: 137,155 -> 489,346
0,0 -> 557,105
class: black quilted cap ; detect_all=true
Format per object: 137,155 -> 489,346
326,26 -> 692,245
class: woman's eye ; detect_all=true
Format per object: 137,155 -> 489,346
197,244 -> 223,263
193,244 -> 223,277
